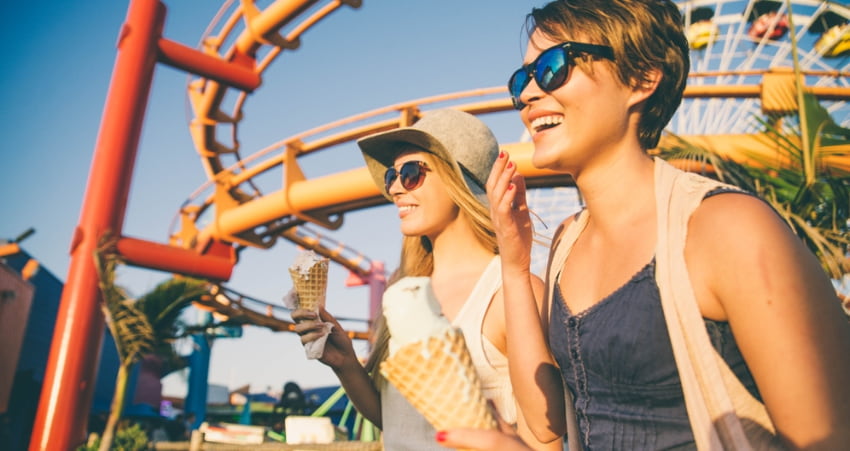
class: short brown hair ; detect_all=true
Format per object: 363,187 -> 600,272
527,0 -> 689,150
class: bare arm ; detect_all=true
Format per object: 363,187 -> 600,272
687,193 -> 850,449
292,308 -> 382,426
486,152 -> 566,442
514,399 -> 564,450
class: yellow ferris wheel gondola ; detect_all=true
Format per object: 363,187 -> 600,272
810,10 -> 850,58
686,6 -> 719,50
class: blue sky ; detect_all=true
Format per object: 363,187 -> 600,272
1,1 -> 544,396
9,0 -> 849,404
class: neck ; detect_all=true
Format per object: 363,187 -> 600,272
574,151 -> 656,236
428,216 -> 494,277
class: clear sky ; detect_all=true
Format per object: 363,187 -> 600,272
7,0 -> 849,405
1,1 -> 547,397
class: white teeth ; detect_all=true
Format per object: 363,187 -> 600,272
399,205 -> 416,213
531,115 -> 563,131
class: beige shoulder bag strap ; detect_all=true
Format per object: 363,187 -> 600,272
653,158 -> 779,450
545,212 -> 589,451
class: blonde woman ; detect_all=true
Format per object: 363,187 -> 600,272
292,109 -> 560,450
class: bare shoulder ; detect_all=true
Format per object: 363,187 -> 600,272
689,191 -> 788,240
550,209 -> 583,247
686,191 -> 805,268
685,191 -> 836,318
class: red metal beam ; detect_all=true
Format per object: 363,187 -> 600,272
157,38 -> 261,92
116,236 -> 236,281
28,0 -> 165,449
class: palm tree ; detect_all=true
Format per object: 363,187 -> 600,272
93,235 -> 212,451
657,90 -> 850,301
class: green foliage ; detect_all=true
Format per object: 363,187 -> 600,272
136,277 -> 211,376
659,92 -> 850,280
92,234 -> 214,451
94,235 -> 211,370
76,423 -> 149,451
94,235 -> 154,367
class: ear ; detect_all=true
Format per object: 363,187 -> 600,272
628,68 -> 662,107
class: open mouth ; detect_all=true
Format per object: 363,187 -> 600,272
531,115 -> 563,133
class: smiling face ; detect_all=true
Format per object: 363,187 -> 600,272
517,30 -> 638,176
388,150 -> 460,242
519,0 -> 689,155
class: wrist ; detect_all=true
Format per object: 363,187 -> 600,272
331,355 -> 363,375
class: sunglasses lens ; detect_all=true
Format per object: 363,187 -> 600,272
508,69 -> 530,109
508,46 -> 569,109
384,168 -> 398,192
535,47 -> 569,91
384,161 -> 427,192
398,162 -> 424,190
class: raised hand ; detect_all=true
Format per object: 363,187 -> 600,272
485,152 -> 534,274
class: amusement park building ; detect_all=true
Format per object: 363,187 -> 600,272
0,246 -> 121,450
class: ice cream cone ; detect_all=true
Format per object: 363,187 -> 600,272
288,251 -> 329,313
380,327 -> 497,434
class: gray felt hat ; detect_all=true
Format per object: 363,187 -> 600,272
357,108 -> 499,205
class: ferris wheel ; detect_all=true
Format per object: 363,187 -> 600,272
674,0 -> 850,134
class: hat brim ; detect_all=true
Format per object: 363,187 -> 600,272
358,128 -> 486,203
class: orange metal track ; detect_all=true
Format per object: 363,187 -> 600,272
175,83 -> 850,258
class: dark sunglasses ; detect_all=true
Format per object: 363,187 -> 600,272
384,160 -> 431,193
508,41 -> 615,109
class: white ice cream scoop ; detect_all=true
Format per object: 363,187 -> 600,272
382,276 -> 450,355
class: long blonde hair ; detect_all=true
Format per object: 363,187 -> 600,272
364,149 -> 497,384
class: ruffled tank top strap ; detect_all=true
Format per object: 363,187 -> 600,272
451,256 -> 517,423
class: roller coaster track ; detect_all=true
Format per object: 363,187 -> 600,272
169,0 -> 850,335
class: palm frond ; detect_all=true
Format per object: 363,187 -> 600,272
109,300 -> 156,365
136,277 -> 211,349
93,233 -> 156,365
658,93 -> 850,282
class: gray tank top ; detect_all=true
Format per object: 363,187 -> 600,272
381,257 -> 511,450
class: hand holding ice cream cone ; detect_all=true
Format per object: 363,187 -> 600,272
286,250 -> 333,359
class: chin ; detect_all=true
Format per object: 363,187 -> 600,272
399,223 -> 421,237
531,147 -> 559,170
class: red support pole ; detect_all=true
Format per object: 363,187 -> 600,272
28,1 -> 165,449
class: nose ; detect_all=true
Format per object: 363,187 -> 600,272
520,76 -> 544,107
387,173 -> 404,196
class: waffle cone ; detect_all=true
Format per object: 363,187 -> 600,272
288,261 -> 328,312
380,327 -> 497,435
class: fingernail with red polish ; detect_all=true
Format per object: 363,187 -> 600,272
435,431 -> 447,442
507,162 -> 513,168
499,151 -> 506,159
